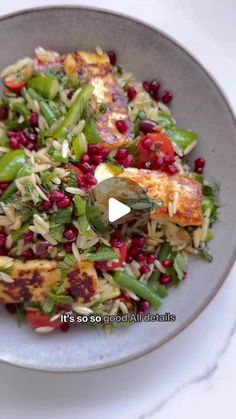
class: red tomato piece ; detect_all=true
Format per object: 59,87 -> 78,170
137,132 -> 174,168
26,309 -> 62,330
4,78 -> 26,95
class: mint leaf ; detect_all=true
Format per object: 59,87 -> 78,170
58,254 -> 76,278
84,245 -> 118,261
174,253 -> 187,281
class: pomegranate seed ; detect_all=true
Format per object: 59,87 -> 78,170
162,259 -> 173,268
125,255 -> 133,263
163,155 -> 175,165
67,89 -> 75,100
127,86 -> 137,101
86,173 -> 97,186
64,242 -> 73,253
195,167 -> 203,174
23,231 -> 34,243
183,271 -> 187,280
0,233 -> 7,247
160,274 -> 172,285
26,142 -> 38,151
64,227 -> 77,240
107,50 -> 116,66
60,323 -> 70,333
9,137 -> 20,149
26,131 -> 37,142
81,154 -> 90,163
128,246 -> 142,258
150,79 -> 160,93
162,91 -> 173,104
115,119 -> 128,134
90,155 -> 103,165
144,161 -> 152,169
122,155 -> 133,168
5,303 -> 17,315
50,190 -> 65,202
116,148 -> 128,161
139,119 -> 158,134
153,90 -> 160,102
99,148 -> 110,158
0,182 -> 10,191
57,197 -> 71,209
0,107 -> 8,120
143,81 -> 151,92
142,137 -> 153,150
43,200 -> 53,211
18,132 -> 28,146
80,162 -> 94,174
146,253 -> 156,264
0,248 -> 7,256
21,249 -> 35,259
140,265 -> 150,274
153,157 -> 164,170
136,253 -> 146,262
194,157 -> 205,169
139,300 -> 151,312
112,238 -> 124,248
165,164 -> 178,175
30,112 -> 38,127
88,145 -> 102,155
132,236 -> 145,246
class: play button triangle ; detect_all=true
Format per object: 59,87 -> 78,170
108,197 -> 131,223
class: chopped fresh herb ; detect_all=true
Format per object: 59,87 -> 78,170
99,103 -> 108,113
74,195 -> 86,216
16,304 -> 26,326
86,205 -> 111,234
174,252 -> 187,281
49,224 -> 64,243
41,298 -> 55,314
50,206 -> 73,225
78,215 -> 89,234
11,224 -> 29,243
0,264 -> 13,275
199,244 -> 213,262
202,182 -> 220,226
67,170 -> 78,188
40,171 -> 58,191
1,196 -> 35,221
48,293 -> 73,304
84,245 -> 118,261
58,254 -> 76,278
115,65 -> 123,75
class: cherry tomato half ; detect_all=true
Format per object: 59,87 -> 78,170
95,243 -> 128,271
4,78 -> 26,95
26,309 -> 62,330
65,164 -> 83,176
137,132 -> 174,168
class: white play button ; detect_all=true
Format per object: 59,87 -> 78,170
108,198 -> 131,223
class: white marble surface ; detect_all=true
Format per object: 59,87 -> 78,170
0,1 -> 235,418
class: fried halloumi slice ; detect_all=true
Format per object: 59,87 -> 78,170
0,257 -> 97,304
63,51 -> 133,149
121,168 -> 203,226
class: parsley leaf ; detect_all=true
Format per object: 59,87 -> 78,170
84,245 -> 118,261
67,170 -> 78,187
174,253 -> 187,281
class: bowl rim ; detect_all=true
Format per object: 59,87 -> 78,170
0,4 -> 235,373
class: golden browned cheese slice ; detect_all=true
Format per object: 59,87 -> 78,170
121,168 -> 203,226
0,257 -> 97,304
64,51 -> 133,149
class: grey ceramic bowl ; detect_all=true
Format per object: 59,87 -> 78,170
0,6 -> 235,372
